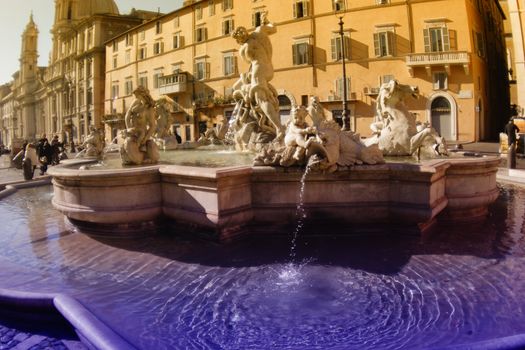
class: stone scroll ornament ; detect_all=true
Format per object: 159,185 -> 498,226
120,86 -> 160,165
364,79 -> 448,158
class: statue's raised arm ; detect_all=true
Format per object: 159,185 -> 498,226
257,12 -> 276,36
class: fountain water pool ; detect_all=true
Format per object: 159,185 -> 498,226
0,184 -> 525,349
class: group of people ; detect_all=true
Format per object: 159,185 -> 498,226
22,134 -> 65,176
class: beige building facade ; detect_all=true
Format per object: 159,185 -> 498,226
105,0 -> 509,143
501,0 -> 525,112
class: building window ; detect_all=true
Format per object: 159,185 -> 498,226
111,83 -> 119,99
195,27 -> 207,42
335,77 -> 351,100
331,35 -> 351,61
293,1 -> 309,18
222,0 -> 233,11
86,60 -> 92,78
125,79 -> 133,95
139,47 -> 147,60
125,33 -> 133,46
222,18 -> 234,35
173,33 -> 184,49
156,21 -> 162,34
125,50 -> 131,64
223,53 -> 236,76
373,31 -> 394,57
153,71 -> 164,89
174,16 -> 180,28
87,29 -> 93,48
138,75 -> 148,88
376,0 -> 389,4
474,31 -> 485,58
153,41 -> 164,55
433,72 -> 448,90
112,41 -> 118,52
252,11 -> 263,27
196,6 -> 203,20
209,1 -> 215,16
292,42 -> 312,65
424,26 -> 450,52
87,88 -> 93,105
194,60 -> 209,80
112,56 -> 118,69
140,30 -> 145,41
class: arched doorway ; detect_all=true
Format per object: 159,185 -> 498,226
429,95 -> 455,140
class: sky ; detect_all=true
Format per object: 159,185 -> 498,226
0,0 -> 184,85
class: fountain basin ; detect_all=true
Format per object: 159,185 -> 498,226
48,156 -> 500,239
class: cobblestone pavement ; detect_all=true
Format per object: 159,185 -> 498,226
0,322 -> 86,350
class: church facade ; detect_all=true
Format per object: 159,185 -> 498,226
0,0 -> 158,150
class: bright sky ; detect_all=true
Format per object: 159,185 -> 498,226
0,0 -> 184,85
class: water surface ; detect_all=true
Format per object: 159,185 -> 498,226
0,185 -> 524,349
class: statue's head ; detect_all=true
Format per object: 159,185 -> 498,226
133,86 -> 155,107
133,86 -> 150,98
381,79 -> 419,101
232,27 -> 249,44
291,106 -> 308,126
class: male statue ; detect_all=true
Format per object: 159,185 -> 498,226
232,13 -> 285,141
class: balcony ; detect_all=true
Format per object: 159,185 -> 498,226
158,73 -> 189,95
406,51 -> 470,77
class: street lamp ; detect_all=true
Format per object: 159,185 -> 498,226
333,0 -> 350,131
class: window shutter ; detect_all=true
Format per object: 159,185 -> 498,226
335,78 -> 342,99
161,42 -> 164,53
304,1 -> 309,16
204,28 -> 208,41
449,29 -> 457,51
346,77 -> 351,98
442,27 -> 450,51
180,35 -> 184,48
252,13 -> 256,27
292,44 -> 298,65
344,36 -> 351,60
293,2 -> 297,18
231,19 -> 235,33
222,21 -> 226,35
307,44 -> 312,64
234,56 -> 238,75
331,38 -> 338,61
387,31 -> 394,55
206,62 -> 211,79
423,28 -> 430,53
194,63 -> 198,79
373,33 -> 380,57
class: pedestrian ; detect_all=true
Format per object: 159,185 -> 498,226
505,118 -> 520,147
505,118 -> 520,169
51,135 -> 61,165
37,134 -> 52,175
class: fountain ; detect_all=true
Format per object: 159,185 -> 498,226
47,14 -> 498,240
0,13 -> 520,350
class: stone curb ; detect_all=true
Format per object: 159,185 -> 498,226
0,176 -> 52,199
0,288 -> 137,350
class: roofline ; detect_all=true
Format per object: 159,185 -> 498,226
103,1 -> 210,45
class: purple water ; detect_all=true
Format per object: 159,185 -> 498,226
0,185 -> 524,349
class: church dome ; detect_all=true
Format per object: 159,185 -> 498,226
77,0 -> 119,17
